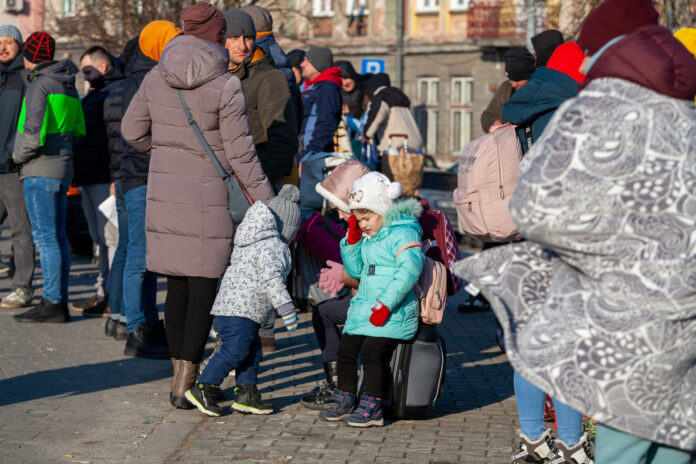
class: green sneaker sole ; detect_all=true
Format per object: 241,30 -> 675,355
232,402 -> 273,415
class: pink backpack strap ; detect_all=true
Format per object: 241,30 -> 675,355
395,241 -> 423,259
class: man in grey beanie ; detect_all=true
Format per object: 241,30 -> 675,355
0,25 -> 36,310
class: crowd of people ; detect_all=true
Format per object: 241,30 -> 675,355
0,0 -> 694,462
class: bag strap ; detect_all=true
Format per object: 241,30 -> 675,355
395,241 -> 423,259
523,124 -> 533,153
176,88 -> 235,182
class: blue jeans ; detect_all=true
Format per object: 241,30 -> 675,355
108,181 -> 128,322
595,424 -> 694,464
198,316 -> 263,387
123,185 -> 157,333
514,371 -> 583,445
22,177 -> 71,304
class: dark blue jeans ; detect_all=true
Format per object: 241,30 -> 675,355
198,316 -> 262,387
22,177 -> 71,304
123,185 -> 157,333
108,181 -> 128,322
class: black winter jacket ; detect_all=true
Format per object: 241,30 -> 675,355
119,51 -> 157,193
72,65 -> 125,185
0,54 -> 26,173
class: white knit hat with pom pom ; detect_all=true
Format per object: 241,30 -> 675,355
348,172 -> 402,216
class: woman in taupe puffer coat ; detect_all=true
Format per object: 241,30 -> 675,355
122,6 -> 275,409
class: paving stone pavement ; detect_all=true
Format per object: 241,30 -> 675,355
0,242 -> 520,464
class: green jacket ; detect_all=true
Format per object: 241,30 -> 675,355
231,48 -> 298,185
341,199 -> 425,340
13,60 -> 86,180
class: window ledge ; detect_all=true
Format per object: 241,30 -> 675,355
415,9 -> 440,15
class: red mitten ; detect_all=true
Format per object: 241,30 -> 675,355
346,215 -> 362,245
369,302 -> 390,327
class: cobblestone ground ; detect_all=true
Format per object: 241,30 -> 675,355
0,239 -> 519,464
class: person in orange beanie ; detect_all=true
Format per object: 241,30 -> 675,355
138,20 -> 182,62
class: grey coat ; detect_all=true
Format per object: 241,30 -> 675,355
121,35 -> 275,278
454,78 -> 696,451
211,200 -> 293,325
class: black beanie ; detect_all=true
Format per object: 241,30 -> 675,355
287,49 -> 305,68
335,60 -> 360,81
504,47 -> 535,81
363,73 -> 391,97
532,30 -> 564,67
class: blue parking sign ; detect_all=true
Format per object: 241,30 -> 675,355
361,59 -> 385,74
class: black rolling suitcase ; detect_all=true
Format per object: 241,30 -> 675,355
359,324 -> 446,419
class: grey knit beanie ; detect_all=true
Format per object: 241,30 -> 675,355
306,46 -> 333,73
268,185 -> 301,243
241,5 -> 272,33
223,10 -> 256,39
0,24 -> 22,47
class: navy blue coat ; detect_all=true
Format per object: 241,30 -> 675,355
501,67 -> 579,154
300,71 -> 342,155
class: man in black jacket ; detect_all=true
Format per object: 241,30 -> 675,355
71,45 -> 125,317
0,25 -> 35,310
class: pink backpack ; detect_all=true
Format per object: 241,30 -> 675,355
396,240 -> 448,325
453,124 -> 522,243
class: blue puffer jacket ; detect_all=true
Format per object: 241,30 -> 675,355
300,67 -> 342,154
341,199 -> 425,340
501,66 -> 579,153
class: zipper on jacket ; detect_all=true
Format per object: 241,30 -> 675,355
494,132 -> 504,199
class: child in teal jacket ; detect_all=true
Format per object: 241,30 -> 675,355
319,172 -> 424,427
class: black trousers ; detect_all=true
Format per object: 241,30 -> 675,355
311,294 -> 350,362
164,275 -> 217,364
337,333 -> 398,398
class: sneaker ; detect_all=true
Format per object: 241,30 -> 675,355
319,389 -> 356,422
14,298 -> 70,323
83,299 -> 109,318
342,395 -> 384,428
70,295 -> 104,311
186,381 -> 223,417
511,429 -> 558,463
301,381 -> 335,410
1,288 -> 33,309
232,384 -> 273,415
124,323 -> 170,359
550,433 -> 594,464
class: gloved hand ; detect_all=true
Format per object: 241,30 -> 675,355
346,215 -> 362,245
278,303 -> 298,332
369,301 -> 390,327
318,260 -> 345,297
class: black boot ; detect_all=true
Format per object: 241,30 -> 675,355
124,323 -> 170,359
232,384 -> 273,414
14,299 -> 70,323
301,361 -> 338,410
105,318 -> 128,340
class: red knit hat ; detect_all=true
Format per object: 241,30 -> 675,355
577,0 -> 658,56
547,42 -> 586,83
23,32 -> 56,64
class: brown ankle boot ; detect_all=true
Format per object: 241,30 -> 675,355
170,358 -> 180,404
172,360 -> 198,409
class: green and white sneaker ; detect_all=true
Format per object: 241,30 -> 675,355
185,382 -> 223,417
1,288 -> 33,309
232,384 -> 273,415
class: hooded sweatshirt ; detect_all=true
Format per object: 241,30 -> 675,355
121,35 -> 274,278
211,200 -> 295,324
300,66 -> 342,154
0,53 -> 26,174
13,60 -> 86,180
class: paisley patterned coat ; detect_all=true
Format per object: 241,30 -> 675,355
454,77 -> 696,450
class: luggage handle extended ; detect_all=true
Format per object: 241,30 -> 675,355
175,88 -> 252,225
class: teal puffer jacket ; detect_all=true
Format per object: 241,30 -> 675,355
341,199 -> 425,340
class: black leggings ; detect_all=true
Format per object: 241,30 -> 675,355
311,294 -> 350,362
337,333 -> 398,398
164,275 -> 217,364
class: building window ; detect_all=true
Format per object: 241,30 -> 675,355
312,0 -> 369,17
451,77 -> 474,155
63,0 -> 77,17
417,77 -> 440,155
416,0 -> 440,13
449,0 -> 471,12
